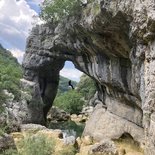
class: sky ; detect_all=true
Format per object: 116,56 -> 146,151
0,0 -> 82,82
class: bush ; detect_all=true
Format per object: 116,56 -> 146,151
40,0 -> 81,22
1,134 -> 77,155
0,89 -> 6,111
0,148 -> 18,155
0,122 -> 20,137
77,74 -> 96,100
0,45 -> 22,101
20,134 -> 55,155
0,124 -> 8,137
54,90 -> 84,114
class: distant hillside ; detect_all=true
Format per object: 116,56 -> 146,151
0,44 -> 18,64
0,44 -> 22,100
58,76 -> 77,94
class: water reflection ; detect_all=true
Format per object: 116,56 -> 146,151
48,120 -> 85,137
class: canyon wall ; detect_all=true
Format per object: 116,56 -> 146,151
22,0 -> 155,154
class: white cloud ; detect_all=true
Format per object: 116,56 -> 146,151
0,0 -> 39,51
0,0 -> 44,63
60,68 -> 83,82
30,0 -> 44,5
10,48 -> 24,64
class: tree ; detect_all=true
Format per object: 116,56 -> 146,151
77,74 -> 96,100
0,44 -> 22,101
54,74 -> 96,114
40,0 -> 81,22
54,90 -> 84,114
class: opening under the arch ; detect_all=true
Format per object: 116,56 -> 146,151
60,61 -> 83,82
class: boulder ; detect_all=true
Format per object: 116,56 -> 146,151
47,106 -> 70,122
81,106 -> 94,115
71,114 -> 88,123
20,124 -> 46,132
88,139 -> 117,155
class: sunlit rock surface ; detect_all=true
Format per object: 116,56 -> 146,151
22,0 -> 155,154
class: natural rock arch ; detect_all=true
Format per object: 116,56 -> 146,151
21,1 -> 155,154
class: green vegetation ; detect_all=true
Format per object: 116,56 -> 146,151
0,89 -> 6,113
1,134 -> 76,155
0,124 -> 9,137
0,88 -> 6,103
54,74 -> 96,114
0,148 -> 18,155
77,74 -> 96,100
40,0 -> 81,22
0,44 -> 22,138
54,90 -> 84,114
0,44 -> 22,101
58,76 -> 77,94
0,121 -> 19,137
20,134 -> 55,155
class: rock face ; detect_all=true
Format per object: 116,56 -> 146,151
22,0 -> 155,154
0,90 -> 29,132
47,106 -> 70,122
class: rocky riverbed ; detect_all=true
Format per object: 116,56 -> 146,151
0,123 -> 143,155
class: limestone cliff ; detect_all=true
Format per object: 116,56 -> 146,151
22,0 -> 155,154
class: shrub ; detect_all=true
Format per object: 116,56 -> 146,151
0,45 -> 22,101
0,89 -> 6,113
40,0 -> 81,22
0,148 -> 18,155
77,74 -> 96,100
19,134 -> 55,155
0,122 -> 20,137
0,124 -> 8,137
54,90 -> 84,114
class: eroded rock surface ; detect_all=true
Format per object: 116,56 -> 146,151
22,0 -> 155,154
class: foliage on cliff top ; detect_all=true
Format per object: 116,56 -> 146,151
0,44 -> 22,101
40,0 -> 81,22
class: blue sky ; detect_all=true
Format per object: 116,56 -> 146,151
0,0 -> 82,81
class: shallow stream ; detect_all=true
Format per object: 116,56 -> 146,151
48,120 -> 85,138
